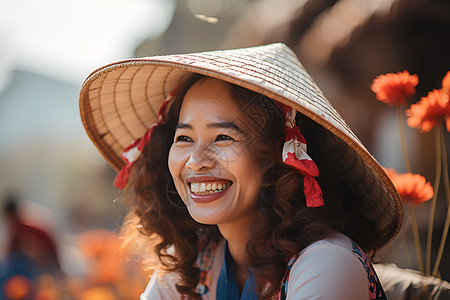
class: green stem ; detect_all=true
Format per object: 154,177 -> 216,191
443,128 -> 450,207
398,107 -> 412,173
426,127 -> 442,275
409,204 -> 425,274
432,126 -> 449,277
398,106 -> 424,274
400,223 -> 413,267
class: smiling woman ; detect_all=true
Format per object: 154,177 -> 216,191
79,44 -> 403,299
169,78 -> 262,229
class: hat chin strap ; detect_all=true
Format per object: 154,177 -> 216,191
281,107 -> 324,207
114,89 -> 176,189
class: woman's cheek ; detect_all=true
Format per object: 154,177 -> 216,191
214,145 -> 239,166
168,146 -> 188,200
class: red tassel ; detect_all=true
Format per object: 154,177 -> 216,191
284,152 -> 319,177
137,125 -> 156,152
284,126 -> 306,143
277,101 -> 324,207
284,153 -> 323,207
303,175 -> 324,207
114,164 -> 132,189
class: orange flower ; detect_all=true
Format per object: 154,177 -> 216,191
371,71 -> 419,106
406,89 -> 450,132
385,168 -> 433,205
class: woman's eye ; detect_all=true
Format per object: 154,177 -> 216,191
214,134 -> 234,142
175,135 -> 192,143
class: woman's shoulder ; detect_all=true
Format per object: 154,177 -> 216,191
293,232 -> 367,276
286,233 -> 370,300
299,231 -> 355,256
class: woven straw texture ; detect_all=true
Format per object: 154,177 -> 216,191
79,43 -> 402,244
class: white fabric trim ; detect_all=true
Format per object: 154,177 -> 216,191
122,147 -> 141,163
282,139 -> 310,162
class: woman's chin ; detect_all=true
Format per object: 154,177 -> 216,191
188,212 -> 220,225
186,203 -> 231,226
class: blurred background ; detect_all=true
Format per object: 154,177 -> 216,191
0,0 -> 449,298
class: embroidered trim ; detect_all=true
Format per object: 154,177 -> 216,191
351,242 -> 387,300
194,232 -> 219,299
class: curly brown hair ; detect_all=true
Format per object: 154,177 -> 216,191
124,74 -> 380,299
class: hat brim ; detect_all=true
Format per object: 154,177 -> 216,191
79,43 -> 403,246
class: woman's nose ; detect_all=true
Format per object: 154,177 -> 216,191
185,145 -> 217,171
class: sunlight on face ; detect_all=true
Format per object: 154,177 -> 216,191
168,78 -> 262,227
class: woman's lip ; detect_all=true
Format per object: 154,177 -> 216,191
189,186 -> 230,203
186,176 -> 231,183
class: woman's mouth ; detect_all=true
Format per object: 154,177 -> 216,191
189,181 -> 232,196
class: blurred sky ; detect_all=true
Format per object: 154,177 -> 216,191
0,0 -> 176,86
0,0 -> 175,147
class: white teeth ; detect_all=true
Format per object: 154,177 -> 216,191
190,181 -> 231,195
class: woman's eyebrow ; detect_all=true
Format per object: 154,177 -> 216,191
174,121 -> 245,134
174,123 -> 192,130
207,122 -> 245,134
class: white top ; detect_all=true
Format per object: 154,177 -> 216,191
141,233 -> 369,300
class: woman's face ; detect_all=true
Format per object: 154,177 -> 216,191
168,78 -> 262,226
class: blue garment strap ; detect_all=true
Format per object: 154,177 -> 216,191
351,241 -> 387,300
216,241 -> 257,300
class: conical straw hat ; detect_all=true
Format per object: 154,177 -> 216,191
79,43 -> 402,247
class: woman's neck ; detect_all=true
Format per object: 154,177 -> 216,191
219,223 -> 250,294
218,217 -> 253,267
217,214 -> 258,292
